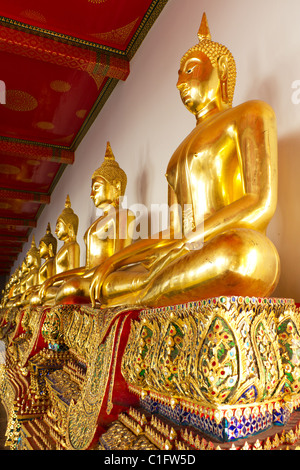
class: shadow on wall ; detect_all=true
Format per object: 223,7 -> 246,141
133,145 -> 154,240
135,145 -> 152,208
271,133 -> 300,301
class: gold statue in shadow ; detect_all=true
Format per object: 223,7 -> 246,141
6,238 -> 41,308
20,223 -> 57,306
90,13 -> 280,308
31,195 -> 80,306
53,142 -> 136,305
3,267 -> 21,308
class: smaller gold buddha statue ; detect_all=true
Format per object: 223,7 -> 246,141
37,223 -> 57,284
18,238 -> 41,307
7,239 -> 41,308
20,223 -> 57,306
32,195 -> 80,306
7,262 -> 29,308
24,236 -> 41,290
5,266 -> 21,303
19,260 -> 29,295
3,269 -> 20,308
54,142 -> 136,305
1,278 -> 12,308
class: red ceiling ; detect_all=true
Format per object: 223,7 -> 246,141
0,0 -> 168,277
0,0 -> 153,51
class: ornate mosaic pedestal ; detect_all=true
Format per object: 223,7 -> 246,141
121,296 -> 300,443
2,295 -> 300,450
13,304 -> 140,450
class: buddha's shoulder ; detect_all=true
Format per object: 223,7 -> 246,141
232,100 -> 276,120
57,240 -> 79,253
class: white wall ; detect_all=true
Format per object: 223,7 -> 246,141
13,0 -> 300,301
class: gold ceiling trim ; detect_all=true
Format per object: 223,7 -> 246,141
0,0 -> 169,58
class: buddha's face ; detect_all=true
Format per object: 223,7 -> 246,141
39,241 -> 49,259
55,218 -> 68,241
26,253 -> 34,268
177,50 -> 220,116
90,176 -> 119,209
21,261 -> 28,274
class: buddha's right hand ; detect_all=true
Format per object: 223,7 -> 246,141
38,279 -> 52,302
90,262 -> 112,307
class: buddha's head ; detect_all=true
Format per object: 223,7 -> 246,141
91,142 -> 127,209
55,195 -> 79,242
177,13 -> 236,119
25,236 -> 41,269
39,223 -> 57,259
21,260 -> 29,276
16,265 -> 22,280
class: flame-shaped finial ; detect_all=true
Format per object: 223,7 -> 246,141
27,234 -> 40,259
198,12 -> 211,42
65,194 -> 71,209
31,234 -> 36,247
104,141 -> 115,161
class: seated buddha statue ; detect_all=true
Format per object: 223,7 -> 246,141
54,141 -> 136,305
6,239 -> 41,308
90,13 -> 280,309
0,277 -> 13,309
37,223 -> 57,283
23,236 -> 41,289
20,223 -> 57,306
19,260 -> 29,296
31,195 -> 80,306
7,261 -> 29,308
4,267 -> 21,308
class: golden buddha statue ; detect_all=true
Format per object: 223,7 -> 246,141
8,261 -> 29,308
32,195 -> 80,306
6,239 -> 41,308
19,260 -> 29,295
20,223 -> 57,306
90,13 -> 280,309
24,236 -> 41,289
54,142 -> 135,305
1,277 -> 12,308
37,223 -> 57,283
3,268 -> 20,308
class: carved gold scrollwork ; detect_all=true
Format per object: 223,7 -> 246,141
122,297 -> 300,410
251,307 -> 284,401
121,319 -> 149,387
197,316 -> 239,404
66,319 -> 117,450
42,308 -> 63,345
277,315 -> 300,395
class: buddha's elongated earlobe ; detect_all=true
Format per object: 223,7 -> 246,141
218,55 -> 229,104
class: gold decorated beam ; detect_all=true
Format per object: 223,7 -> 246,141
0,235 -> 28,244
0,138 -> 75,164
0,23 -> 130,87
0,255 -> 18,264
0,217 -> 37,228
0,188 -> 50,205
0,245 -> 22,253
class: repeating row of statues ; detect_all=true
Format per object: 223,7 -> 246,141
0,13 -> 280,313
1,141 -> 134,309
